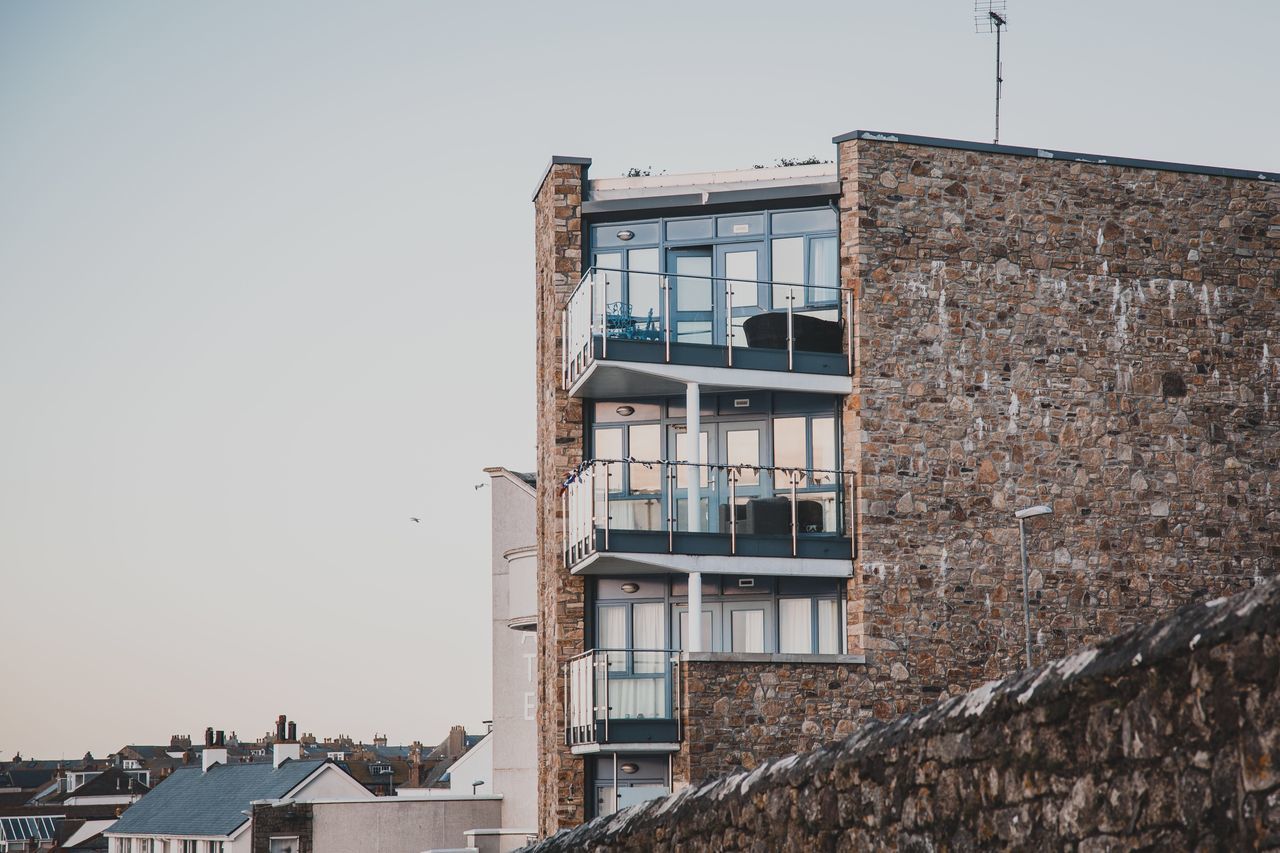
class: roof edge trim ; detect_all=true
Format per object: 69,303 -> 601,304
831,130 -> 1279,182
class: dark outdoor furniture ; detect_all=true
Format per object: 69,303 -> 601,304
719,497 -> 826,535
742,312 -> 843,354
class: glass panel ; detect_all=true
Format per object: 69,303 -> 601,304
676,321 -> 711,344
809,236 -> 838,302
594,428 -> 623,490
633,602 -> 664,674
678,609 -> 715,652
811,417 -> 836,484
598,605 -> 626,667
771,237 -> 804,310
725,249 -> 758,309
730,609 -> 765,653
628,248 -> 661,331
717,214 -> 764,237
674,255 -> 712,311
725,428 -> 760,486
597,785 -> 618,817
610,498 -> 663,531
629,424 -> 661,492
618,784 -> 670,808
779,598 -> 813,654
674,430 -> 709,488
818,599 -> 840,654
773,417 -> 806,470
771,208 -> 837,234
666,218 -> 713,241
595,253 -> 622,311
796,492 -> 837,533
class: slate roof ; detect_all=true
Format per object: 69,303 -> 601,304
107,760 -> 328,838
52,768 -> 149,803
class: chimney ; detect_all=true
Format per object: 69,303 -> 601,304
202,728 -> 227,773
273,717 -> 301,768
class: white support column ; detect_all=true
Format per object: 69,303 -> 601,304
688,571 -> 703,654
686,382 -> 703,653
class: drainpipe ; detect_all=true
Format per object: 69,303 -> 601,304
686,382 -> 703,653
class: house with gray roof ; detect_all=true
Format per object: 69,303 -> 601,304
104,730 -> 370,853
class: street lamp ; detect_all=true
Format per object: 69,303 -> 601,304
1014,504 -> 1053,668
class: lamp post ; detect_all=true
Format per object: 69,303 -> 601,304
1014,504 -> 1053,669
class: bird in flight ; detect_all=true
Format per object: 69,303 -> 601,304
409,517 -> 420,523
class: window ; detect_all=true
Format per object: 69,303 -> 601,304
208,842 -> 224,853
779,597 -> 842,654
118,840 -> 133,853
181,841 -> 199,853
268,839 -> 300,853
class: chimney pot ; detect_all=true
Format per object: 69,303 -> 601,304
288,721 -> 297,742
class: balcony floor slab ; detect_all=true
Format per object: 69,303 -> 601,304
570,550 -> 853,578
569,742 -> 681,756
567,355 -> 853,399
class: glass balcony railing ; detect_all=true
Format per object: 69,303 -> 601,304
565,648 -> 681,747
562,266 -> 853,388
562,459 -> 855,568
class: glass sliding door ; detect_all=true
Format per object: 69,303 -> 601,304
718,420 -> 773,535
668,248 -> 713,345
725,602 -> 770,653
718,242 -> 764,348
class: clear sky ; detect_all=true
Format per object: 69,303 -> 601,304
1,0 -> 1276,759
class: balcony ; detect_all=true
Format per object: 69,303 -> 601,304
562,459 -> 854,577
562,266 -> 854,399
565,648 -> 681,752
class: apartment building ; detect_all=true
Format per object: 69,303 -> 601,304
533,132 -> 1280,834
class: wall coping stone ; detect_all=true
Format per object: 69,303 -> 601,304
680,652 -> 866,665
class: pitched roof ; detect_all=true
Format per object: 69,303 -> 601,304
107,760 -> 328,838
52,768 -> 149,803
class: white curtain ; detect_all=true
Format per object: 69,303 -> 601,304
632,604 -> 664,672
779,599 -> 812,654
609,677 -> 663,719
731,609 -> 765,653
818,599 -> 840,654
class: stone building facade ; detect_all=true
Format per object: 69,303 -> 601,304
532,133 -> 1279,837
839,132 -> 1280,713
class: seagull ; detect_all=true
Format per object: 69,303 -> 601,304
409,517 -> 420,523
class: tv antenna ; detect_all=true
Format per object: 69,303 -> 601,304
974,0 -> 1008,144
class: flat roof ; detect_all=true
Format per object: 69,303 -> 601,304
582,163 -> 839,216
832,129 -> 1279,183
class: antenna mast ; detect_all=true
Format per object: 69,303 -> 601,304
974,1 -> 1008,144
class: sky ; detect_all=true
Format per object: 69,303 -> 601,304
1,0 -> 1277,759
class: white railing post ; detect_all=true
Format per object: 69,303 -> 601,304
787,286 -> 795,371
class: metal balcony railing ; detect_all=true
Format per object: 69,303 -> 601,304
562,266 -> 853,388
564,648 -> 681,747
562,459 -> 856,568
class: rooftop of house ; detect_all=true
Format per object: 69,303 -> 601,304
51,768 -> 149,803
106,760 -> 329,838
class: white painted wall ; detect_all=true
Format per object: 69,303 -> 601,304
485,468 -> 538,832
445,732 -> 493,795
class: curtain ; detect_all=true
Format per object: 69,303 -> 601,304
632,604 -> 664,673
818,599 -> 840,654
779,599 -> 812,654
731,609 -> 765,653
609,677 -> 664,719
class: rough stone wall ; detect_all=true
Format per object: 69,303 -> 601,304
676,656 -> 879,786
533,161 -> 588,835
841,137 -> 1280,715
528,577 -> 1280,851
251,802 -> 313,853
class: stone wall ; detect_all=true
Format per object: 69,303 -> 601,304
676,654 -> 876,786
528,577 -> 1280,851
251,801 -> 313,853
840,136 -> 1280,714
533,158 -> 589,836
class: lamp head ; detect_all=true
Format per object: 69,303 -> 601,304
1014,505 -> 1053,520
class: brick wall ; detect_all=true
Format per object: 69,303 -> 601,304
529,577 -> 1280,851
676,654 -> 882,786
533,160 -> 588,836
840,137 -> 1280,714
251,802 -> 312,853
